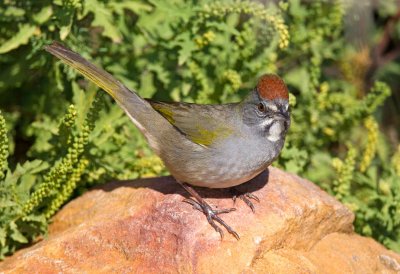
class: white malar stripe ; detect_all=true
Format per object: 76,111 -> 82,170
260,117 -> 274,128
267,122 -> 282,142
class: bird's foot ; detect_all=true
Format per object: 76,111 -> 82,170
231,188 -> 260,213
183,198 -> 239,240
178,182 -> 239,240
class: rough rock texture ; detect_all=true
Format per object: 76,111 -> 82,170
1,167 -> 399,273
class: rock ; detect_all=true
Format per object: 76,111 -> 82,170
1,167 -> 399,273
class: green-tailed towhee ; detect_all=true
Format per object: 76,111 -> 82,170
45,42 -> 290,239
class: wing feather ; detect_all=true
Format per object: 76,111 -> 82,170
147,100 -> 238,147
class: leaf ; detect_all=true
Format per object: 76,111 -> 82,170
84,0 -> 122,43
0,24 -> 37,54
21,214 -> 46,223
0,228 -> 6,247
0,200 -> 18,208
3,6 -> 25,17
207,21 -> 240,36
147,63 -> 170,86
9,222 -> 28,244
54,2 -> 76,41
72,82 -> 97,128
15,160 -> 48,175
284,67 -> 310,95
176,33 -> 197,65
151,0 -> 193,22
2,160 -> 48,196
139,71 -> 156,98
59,22 -> 73,40
109,1 -> 152,14
32,6 -> 53,24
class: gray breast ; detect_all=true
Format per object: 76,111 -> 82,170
168,134 -> 281,188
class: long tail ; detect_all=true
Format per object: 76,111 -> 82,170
45,42 -> 134,102
45,42 -> 162,133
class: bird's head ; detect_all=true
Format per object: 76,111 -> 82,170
242,74 -> 290,142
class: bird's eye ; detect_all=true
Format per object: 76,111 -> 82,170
257,103 -> 265,112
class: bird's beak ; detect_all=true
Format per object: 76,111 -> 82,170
275,110 -> 289,121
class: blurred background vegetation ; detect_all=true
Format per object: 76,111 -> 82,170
0,0 -> 399,258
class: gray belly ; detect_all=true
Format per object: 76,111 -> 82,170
163,137 -> 283,188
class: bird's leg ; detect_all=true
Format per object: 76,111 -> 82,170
177,182 -> 240,240
230,187 -> 260,213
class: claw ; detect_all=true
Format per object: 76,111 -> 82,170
179,183 -> 240,240
245,192 -> 260,202
231,189 -> 260,213
184,197 -> 239,239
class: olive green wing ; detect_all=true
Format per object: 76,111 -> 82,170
147,100 -> 236,147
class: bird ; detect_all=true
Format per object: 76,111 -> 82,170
45,42 -> 291,239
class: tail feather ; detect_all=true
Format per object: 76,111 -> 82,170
44,41 -> 183,149
45,41 -> 151,125
45,42 -> 129,101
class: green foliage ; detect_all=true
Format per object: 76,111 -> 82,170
0,112 -> 8,179
0,0 -> 399,258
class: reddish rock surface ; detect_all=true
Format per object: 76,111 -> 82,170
1,167 -> 399,273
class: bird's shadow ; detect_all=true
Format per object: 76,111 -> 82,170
96,168 -> 270,200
